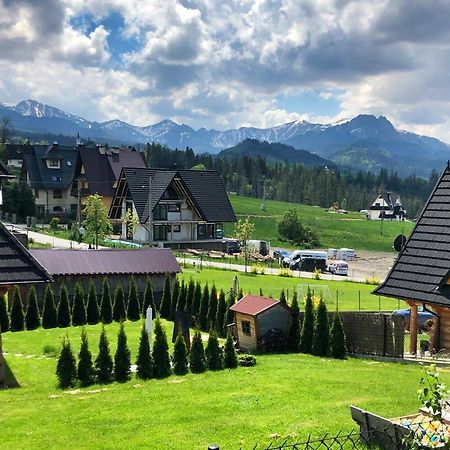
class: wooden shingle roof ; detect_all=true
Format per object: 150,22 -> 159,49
0,222 -> 53,286
375,164 -> 450,307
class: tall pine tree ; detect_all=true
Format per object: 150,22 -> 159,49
78,327 -> 95,386
142,277 -> 156,315
10,285 -> 25,332
112,283 -> 126,322
95,326 -> 113,383
312,299 -> 329,357
189,330 -> 206,374
86,281 -> 99,325
25,286 -> 41,330
127,277 -> 141,321
287,292 -> 301,352
299,287 -> 314,354
215,289 -> 227,338
57,283 -> 71,328
185,278 -> 195,314
72,283 -> 87,326
169,279 -> 180,321
42,284 -> 57,329
173,331 -> 188,375
114,322 -> 131,382
0,294 -> 10,332
136,323 -> 153,379
100,278 -> 113,324
198,283 -> 209,331
152,316 -> 171,378
159,274 -> 171,320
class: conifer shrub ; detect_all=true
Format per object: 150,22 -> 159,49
10,285 -> 25,332
287,291 -> 301,352
152,316 -> 171,378
175,281 -> 187,312
198,283 -> 209,331
57,284 -> 71,328
207,285 -> 218,331
86,280 -> 99,325
205,329 -> 223,371
189,330 -> 207,374
238,288 -> 243,300
173,331 -> 188,375
114,322 -> 131,382
299,287 -> 315,354
215,289 -> 227,338
0,294 -> 10,332
112,283 -> 126,323
100,278 -> 113,324
238,354 -> 257,367
279,288 -> 287,305
56,335 -> 77,389
25,286 -> 41,330
127,276 -> 141,321
142,277 -> 156,315
223,332 -> 238,369
42,284 -> 58,329
72,283 -> 87,326
312,299 -> 329,357
95,326 -> 113,383
159,273 -> 171,320
330,311 -> 347,359
169,279 -> 180,321
185,278 -> 195,314
136,323 -> 153,380
191,281 -> 202,318
225,292 -> 235,330
78,327 -> 95,386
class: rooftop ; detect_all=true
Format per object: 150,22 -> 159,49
230,294 -> 283,316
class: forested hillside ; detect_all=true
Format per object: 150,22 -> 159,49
144,142 -> 438,218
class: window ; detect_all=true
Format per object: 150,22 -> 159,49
70,204 -> 77,211
153,224 -> 168,241
168,203 -> 181,212
242,320 -> 251,336
66,161 -> 72,167
47,159 -> 60,168
53,206 -> 62,213
172,224 -> 181,232
154,203 -> 168,220
53,189 -> 63,199
34,189 -> 39,198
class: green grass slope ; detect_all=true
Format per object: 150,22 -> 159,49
224,195 -> 414,252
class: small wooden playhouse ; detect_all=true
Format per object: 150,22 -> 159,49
230,295 -> 291,351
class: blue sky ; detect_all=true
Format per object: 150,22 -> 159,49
1,1 -> 450,141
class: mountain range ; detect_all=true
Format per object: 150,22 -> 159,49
2,99 -> 450,176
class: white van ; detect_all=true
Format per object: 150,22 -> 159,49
328,260 -> 348,276
336,248 -> 356,261
327,248 -> 337,259
244,240 -> 270,256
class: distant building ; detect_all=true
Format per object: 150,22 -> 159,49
230,295 -> 291,351
367,192 -> 406,221
109,167 -> 236,250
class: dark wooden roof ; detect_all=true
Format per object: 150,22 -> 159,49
375,165 -> 450,307
29,248 -> 181,276
110,167 -> 236,224
0,222 -> 53,285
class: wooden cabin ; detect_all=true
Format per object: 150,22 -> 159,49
230,294 -> 291,351
375,162 -> 450,355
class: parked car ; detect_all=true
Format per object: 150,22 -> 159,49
222,238 -> 240,254
273,248 -> 290,265
328,260 -> 348,276
291,257 -> 327,272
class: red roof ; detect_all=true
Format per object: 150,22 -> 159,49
29,248 -> 181,276
230,294 -> 282,316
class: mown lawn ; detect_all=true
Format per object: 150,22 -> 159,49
224,195 -> 414,252
1,320 -> 447,450
179,267 -> 405,311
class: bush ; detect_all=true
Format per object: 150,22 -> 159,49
127,276 -> 141,321
0,294 -> 10,332
136,323 -> 153,380
10,286 -> 25,332
329,312 -> 347,359
238,354 -> 257,367
313,268 -> 321,280
49,217 -> 60,230
205,329 -> 223,370
277,208 -> 320,247
95,326 -> 113,383
72,283 -> 87,326
223,333 -> 238,369
43,344 -> 58,358
114,322 -> 131,382
112,283 -> 126,323
57,284 -> 71,328
56,335 -> 77,389
173,331 -> 189,375
86,281 -> 99,325
258,328 -> 286,353
159,274 -> 171,320
189,330 -> 207,373
278,268 -> 293,278
152,316 -> 171,378
312,299 -> 329,357
365,277 -> 380,285
25,286 -> 41,330
42,284 -> 58,329
279,288 -> 287,305
300,287 -> 315,354
78,328 -> 95,387
100,278 -> 113,324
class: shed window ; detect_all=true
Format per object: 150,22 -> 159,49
242,320 -> 251,336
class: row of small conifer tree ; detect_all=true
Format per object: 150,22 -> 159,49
56,317 -> 239,389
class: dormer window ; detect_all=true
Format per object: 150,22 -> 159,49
47,159 -> 60,169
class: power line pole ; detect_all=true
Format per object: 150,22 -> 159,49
260,178 -> 267,211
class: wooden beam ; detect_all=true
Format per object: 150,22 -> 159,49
409,303 -> 418,356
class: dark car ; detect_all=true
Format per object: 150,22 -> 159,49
222,239 -> 240,254
290,257 -> 327,272
273,248 -> 290,265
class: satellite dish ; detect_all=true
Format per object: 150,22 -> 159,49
393,234 -> 407,252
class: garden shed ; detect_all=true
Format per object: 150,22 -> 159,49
375,162 -> 450,355
230,294 -> 291,351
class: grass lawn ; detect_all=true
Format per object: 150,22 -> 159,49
2,321 -> 448,450
179,267 -> 405,311
224,195 -> 414,253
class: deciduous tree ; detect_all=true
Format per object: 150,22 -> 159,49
82,194 -> 112,249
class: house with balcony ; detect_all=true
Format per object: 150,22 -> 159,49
367,192 -> 406,221
109,167 -> 236,250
